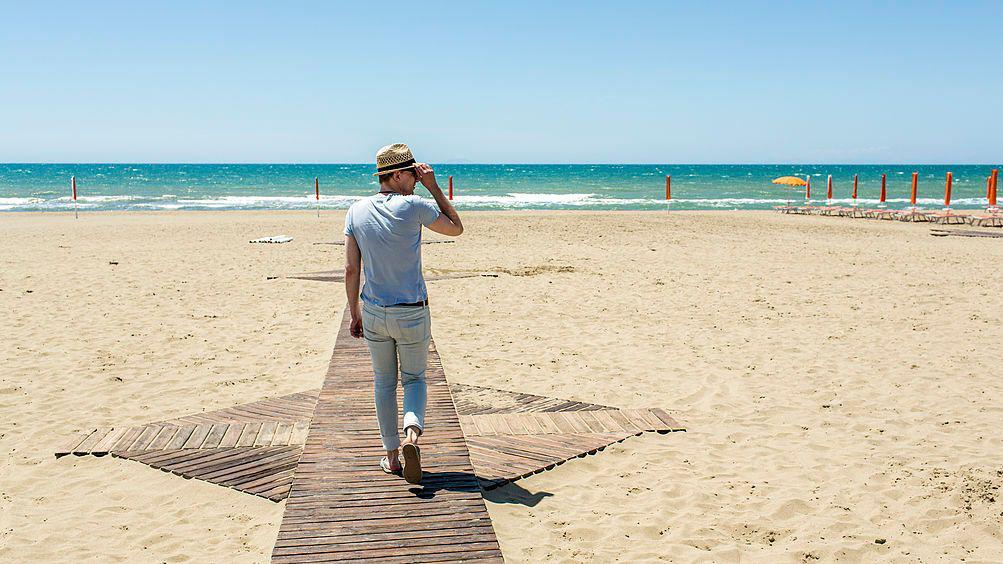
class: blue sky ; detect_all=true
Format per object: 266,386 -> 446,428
2,1 -> 1000,163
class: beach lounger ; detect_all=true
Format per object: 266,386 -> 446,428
893,209 -> 932,222
966,210 -> 1003,227
814,205 -> 843,216
863,207 -> 896,220
926,209 -> 971,225
842,206 -> 868,218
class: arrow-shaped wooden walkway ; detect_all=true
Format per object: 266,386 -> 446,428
270,309 -> 503,563
54,303 -> 684,561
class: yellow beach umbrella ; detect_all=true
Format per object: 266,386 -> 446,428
772,176 -> 808,208
772,176 -> 807,187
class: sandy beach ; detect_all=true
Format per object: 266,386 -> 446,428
3,210 -> 1003,562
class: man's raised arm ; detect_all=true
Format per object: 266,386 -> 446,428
415,162 -> 463,236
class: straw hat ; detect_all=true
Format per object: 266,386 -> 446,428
373,143 -> 417,176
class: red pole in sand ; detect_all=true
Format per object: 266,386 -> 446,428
826,174 -> 833,201
880,173 -> 887,205
665,175 -> 671,200
991,169 -> 999,209
944,172 -> 953,208
448,176 -> 453,200
805,176 -> 811,200
71,176 -> 78,219
315,177 -> 319,200
910,172 -> 918,207
852,174 -> 858,202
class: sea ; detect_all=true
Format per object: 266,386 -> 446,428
0,164 -> 998,212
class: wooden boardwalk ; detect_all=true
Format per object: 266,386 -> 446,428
55,307 -> 684,560
271,309 -> 504,563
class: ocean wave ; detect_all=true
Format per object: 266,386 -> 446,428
0,192 -> 996,212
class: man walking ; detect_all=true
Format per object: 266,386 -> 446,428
343,143 -> 463,484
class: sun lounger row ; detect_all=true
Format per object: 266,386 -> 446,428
774,204 -> 1003,226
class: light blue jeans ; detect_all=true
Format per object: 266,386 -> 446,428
361,301 -> 430,451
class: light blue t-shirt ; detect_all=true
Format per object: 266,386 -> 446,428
344,193 -> 441,306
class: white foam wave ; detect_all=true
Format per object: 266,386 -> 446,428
0,192 -> 996,212
173,195 -> 364,209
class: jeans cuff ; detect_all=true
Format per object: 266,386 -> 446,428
381,435 -> 401,451
403,412 -> 424,435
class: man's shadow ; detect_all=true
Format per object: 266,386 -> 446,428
408,471 -> 553,507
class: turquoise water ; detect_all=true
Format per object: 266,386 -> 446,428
0,164 -> 998,212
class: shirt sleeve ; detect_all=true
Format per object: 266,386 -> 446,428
343,204 -> 354,237
410,196 -> 440,227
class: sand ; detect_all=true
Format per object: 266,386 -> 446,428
2,210 -> 1003,562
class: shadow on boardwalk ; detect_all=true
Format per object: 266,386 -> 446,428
403,470 -> 553,507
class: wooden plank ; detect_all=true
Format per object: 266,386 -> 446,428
166,425 -> 196,450
56,430 -> 95,457
573,411 -> 607,433
606,409 -> 643,432
254,421 -> 279,447
201,423 -> 229,449
91,428 -> 128,455
218,423 -> 245,448
621,409 -> 660,431
73,428 -> 112,454
272,422 -> 293,446
289,421 -> 311,445
236,422 -> 262,447
145,425 -> 179,450
650,408 -> 684,430
182,424 -> 213,449
109,426 -> 147,452
592,410 -> 626,433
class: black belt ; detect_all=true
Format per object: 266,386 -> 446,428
390,299 -> 428,307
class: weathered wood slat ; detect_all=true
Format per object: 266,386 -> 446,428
201,423 -> 229,449
144,425 -> 179,450
109,426 -> 147,452
91,428 -> 128,455
73,428 -> 111,454
182,424 -> 213,449
56,430 -> 94,457
166,425 -> 196,450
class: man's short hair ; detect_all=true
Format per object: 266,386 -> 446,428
378,167 -> 414,185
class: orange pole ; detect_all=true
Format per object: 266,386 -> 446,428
448,175 -> 453,200
988,176 -> 993,200
665,175 -> 671,200
910,172 -> 918,206
880,173 -> 886,203
944,172 -> 952,208
826,175 -> 833,200
852,174 -> 858,201
315,177 -> 319,200
805,176 -> 811,200
991,169 -> 999,208
71,176 -> 77,200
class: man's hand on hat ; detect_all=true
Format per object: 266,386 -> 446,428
414,162 -> 438,190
